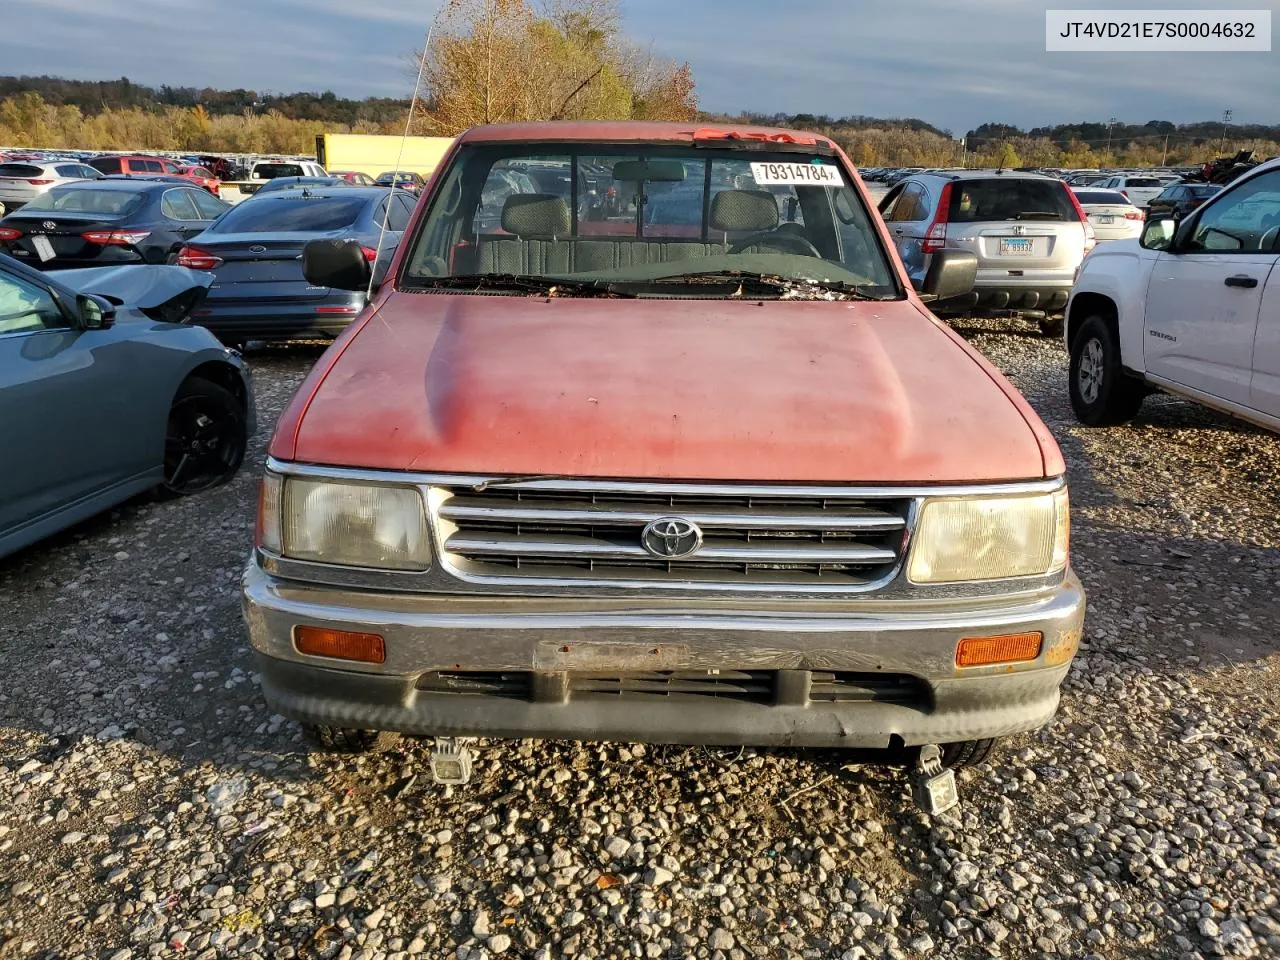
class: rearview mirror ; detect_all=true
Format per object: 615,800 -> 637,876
303,238 -> 371,292
77,294 -> 115,330
919,250 -> 977,302
1140,215 -> 1178,251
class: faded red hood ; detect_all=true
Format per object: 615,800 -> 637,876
276,294 -> 1052,483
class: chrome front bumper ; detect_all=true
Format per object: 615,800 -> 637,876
243,561 -> 1085,749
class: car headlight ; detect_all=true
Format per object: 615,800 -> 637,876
907,488 -> 1069,584
258,472 -> 431,571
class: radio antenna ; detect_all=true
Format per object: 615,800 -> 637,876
368,6 -> 442,300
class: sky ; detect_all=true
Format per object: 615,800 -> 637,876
6,0 -> 1277,134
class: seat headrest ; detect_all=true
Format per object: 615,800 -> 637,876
502,194 -> 571,237
710,189 -> 780,233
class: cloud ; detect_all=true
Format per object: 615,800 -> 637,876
626,0 -> 1280,131
4,0 -> 1277,130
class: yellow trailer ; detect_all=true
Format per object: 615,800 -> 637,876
315,133 -> 454,180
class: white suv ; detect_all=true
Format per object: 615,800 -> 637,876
1066,160 -> 1280,429
879,171 -> 1095,336
0,159 -> 101,213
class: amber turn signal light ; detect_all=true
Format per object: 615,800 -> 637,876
295,626 -> 386,664
955,632 -> 1043,668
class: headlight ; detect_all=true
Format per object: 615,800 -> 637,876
259,472 -> 431,571
907,488 -> 1069,584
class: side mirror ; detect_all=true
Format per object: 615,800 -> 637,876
77,294 -> 115,330
919,250 -> 978,302
1140,215 -> 1178,251
303,238 -> 372,292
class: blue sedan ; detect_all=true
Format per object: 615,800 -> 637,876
178,186 -> 416,347
0,253 -> 254,560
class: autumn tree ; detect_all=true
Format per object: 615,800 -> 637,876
994,142 -> 1022,169
413,0 -> 696,135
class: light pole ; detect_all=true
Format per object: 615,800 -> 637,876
1220,109 -> 1233,153
1105,117 -> 1119,165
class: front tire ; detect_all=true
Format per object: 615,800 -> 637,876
159,378 -> 247,498
1069,315 -> 1145,426
942,739 -> 1001,768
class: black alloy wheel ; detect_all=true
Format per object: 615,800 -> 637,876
161,378 -> 247,497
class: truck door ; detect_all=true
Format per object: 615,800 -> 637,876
1248,242 -> 1280,417
1144,169 -> 1280,407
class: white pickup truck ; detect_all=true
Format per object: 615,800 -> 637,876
220,159 -> 330,204
1065,159 -> 1280,430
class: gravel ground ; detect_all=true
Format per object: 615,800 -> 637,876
4,321 -> 1280,960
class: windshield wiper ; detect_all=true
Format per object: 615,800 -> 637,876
648,270 -> 898,301
416,274 -> 633,297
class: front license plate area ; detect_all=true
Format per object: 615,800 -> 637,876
999,237 -> 1034,256
533,641 -> 689,671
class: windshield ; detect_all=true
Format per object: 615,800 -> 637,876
948,178 -> 1076,223
21,188 -> 143,216
402,144 -> 898,298
206,196 -> 367,233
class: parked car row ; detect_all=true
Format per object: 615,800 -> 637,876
0,167 -> 417,347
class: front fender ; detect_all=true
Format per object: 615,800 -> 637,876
1066,242 -> 1156,372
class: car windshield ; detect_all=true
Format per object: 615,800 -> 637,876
1189,185 -> 1222,198
948,178 -> 1076,222
401,143 -> 898,298
1124,178 -> 1163,187
21,188 -> 143,216
205,195 -> 367,233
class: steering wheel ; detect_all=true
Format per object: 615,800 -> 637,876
729,230 -> 822,258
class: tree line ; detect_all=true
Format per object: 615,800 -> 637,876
708,113 -> 1279,169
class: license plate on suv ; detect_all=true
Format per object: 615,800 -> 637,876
999,238 -> 1034,256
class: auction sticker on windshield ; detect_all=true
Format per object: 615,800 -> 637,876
751,162 -> 845,187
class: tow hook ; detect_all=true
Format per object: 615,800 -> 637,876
912,744 -> 959,816
428,737 -> 474,785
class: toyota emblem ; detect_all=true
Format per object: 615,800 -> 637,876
42,221 -> 57,231
248,244 -> 267,255
640,517 -> 703,560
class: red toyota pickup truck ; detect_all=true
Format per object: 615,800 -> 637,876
244,122 -> 1084,787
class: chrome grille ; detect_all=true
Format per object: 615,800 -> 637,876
432,483 -> 911,589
